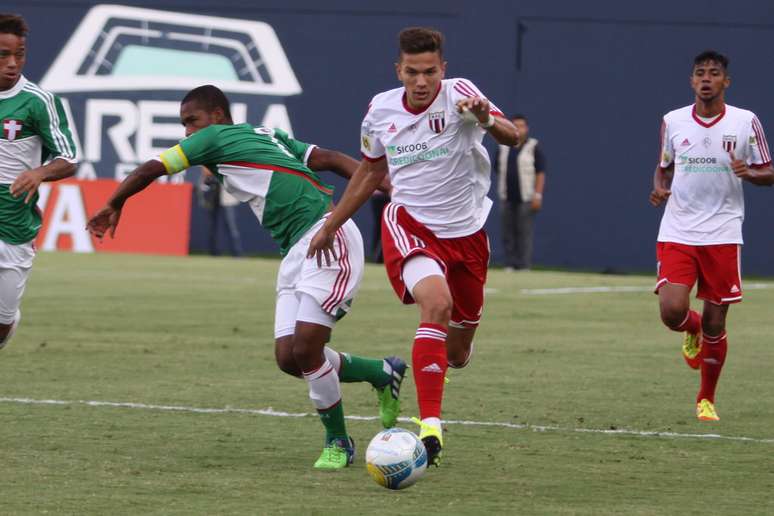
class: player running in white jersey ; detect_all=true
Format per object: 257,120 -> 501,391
650,50 -> 774,421
0,14 -> 78,350
307,27 -> 518,466
87,85 -> 406,470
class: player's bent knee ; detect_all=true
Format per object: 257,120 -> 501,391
274,336 -> 302,377
659,304 -> 688,330
275,353 -> 302,378
422,296 -> 452,324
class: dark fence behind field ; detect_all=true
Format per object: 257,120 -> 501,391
13,0 -> 774,274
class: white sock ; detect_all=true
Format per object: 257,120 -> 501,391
323,346 -> 342,374
303,358 -> 342,410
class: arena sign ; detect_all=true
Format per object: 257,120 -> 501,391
35,4 -> 302,254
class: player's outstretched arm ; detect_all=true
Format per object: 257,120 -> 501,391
456,97 -> 519,146
650,164 -> 673,206
87,160 -> 166,239
728,150 -> 774,186
9,158 -> 76,204
308,148 -> 391,194
307,157 -> 388,266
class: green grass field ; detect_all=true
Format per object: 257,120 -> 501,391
2,252 -> 773,515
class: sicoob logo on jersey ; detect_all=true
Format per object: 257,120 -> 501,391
428,111 -> 445,134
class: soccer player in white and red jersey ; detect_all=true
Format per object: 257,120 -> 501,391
650,50 -> 774,421
307,27 -> 518,466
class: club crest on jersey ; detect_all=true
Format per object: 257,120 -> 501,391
428,111 -> 446,134
2,119 -> 23,141
722,134 -> 737,152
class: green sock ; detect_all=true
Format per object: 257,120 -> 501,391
338,353 -> 390,388
318,402 -> 348,443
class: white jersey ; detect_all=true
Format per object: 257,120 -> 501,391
657,104 -> 771,245
360,78 -> 503,238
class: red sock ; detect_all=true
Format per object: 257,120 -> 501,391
697,332 -> 728,403
412,322 -> 448,419
676,310 -> 701,334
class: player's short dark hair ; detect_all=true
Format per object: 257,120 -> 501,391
182,85 -> 232,121
511,114 -> 528,123
398,27 -> 444,58
693,50 -> 729,73
0,13 -> 28,37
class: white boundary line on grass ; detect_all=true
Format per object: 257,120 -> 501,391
520,282 -> 774,296
2,396 -> 773,444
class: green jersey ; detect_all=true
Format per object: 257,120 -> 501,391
0,76 -> 78,244
159,124 -> 333,255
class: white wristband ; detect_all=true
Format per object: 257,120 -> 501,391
481,114 -> 495,129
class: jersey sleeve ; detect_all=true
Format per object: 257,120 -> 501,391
360,104 -> 385,161
272,128 -> 316,165
747,115 -> 772,168
31,94 -> 79,164
658,117 -> 673,168
159,125 -> 222,174
451,79 -> 504,117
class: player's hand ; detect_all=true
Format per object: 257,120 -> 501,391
10,169 -> 44,204
530,195 -> 543,212
649,186 -> 671,206
729,150 -> 755,180
307,227 -> 338,267
456,97 -> 490,124
87,205 -> 123,239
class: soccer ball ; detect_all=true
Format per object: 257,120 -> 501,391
365,428 -> 427,490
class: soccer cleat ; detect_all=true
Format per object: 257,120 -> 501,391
696,399 -> 719,421
377,356 -> 407,429
313,436 -> 356,470
412,417 -> 443,467
682,331 -> 702,370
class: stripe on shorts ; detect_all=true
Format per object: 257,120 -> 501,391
384,203 -> 412,257
321,229 -> 351,312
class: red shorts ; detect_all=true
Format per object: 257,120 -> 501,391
655,242 -> 742,305
381,203 -> 490,328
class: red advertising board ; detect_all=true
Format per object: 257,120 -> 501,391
35,179 -> 192,256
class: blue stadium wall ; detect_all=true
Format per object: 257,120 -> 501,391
13,0 -> 774,274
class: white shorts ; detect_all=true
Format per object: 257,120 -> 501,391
274,217 -> 364,338
0,239 -> 35,324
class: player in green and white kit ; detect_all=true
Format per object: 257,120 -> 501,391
87,85 -> 406,470
0,14 -> 78,350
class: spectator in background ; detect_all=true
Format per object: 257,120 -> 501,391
495,114 -> 546,271
198,167 -> 243,257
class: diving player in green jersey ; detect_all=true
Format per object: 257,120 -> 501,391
0,14 -> 78,350
87,85 -> 407,470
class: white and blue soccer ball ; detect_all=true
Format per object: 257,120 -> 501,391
365,428 -> 427,490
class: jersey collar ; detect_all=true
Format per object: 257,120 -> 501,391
0,75 -> 27,100
402,83 -> 442,115
692,103 -> 726,128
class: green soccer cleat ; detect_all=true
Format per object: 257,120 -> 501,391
313,436 -> 355,470
377,356 -> 407,428
412,417 -> 443,468
682,331 -> 702,370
